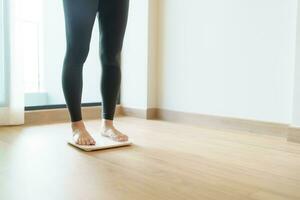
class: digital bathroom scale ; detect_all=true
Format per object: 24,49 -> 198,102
67,134 -> 132,152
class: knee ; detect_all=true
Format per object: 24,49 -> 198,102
100,50 -> 121,68
64,43 -> 90,66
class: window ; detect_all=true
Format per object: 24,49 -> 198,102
18,0 -> 43,93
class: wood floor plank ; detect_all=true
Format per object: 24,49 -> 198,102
0,116 -> 300,200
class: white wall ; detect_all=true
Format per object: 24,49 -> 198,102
156,0 -> 297,124
121,0 -> 149,109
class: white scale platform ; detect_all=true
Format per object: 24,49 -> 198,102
67,134 -> 132,151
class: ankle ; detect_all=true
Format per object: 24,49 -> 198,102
101,119 -> 114,129
71,120 -> 86,131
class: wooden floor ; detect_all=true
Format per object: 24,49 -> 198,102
1,116 -> 300,200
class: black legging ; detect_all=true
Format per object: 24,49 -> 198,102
61,0 -> 129,122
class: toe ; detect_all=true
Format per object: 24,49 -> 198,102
86,138 -> 92,145
81,139 -> 86,145
88,136 -> 95,145
90,139 -> 95,145
86,137 -> 94,145
78,138 -> 83,145
84,138 -> 89,145
121,134 -> 128,140
83,137 -> 89,145
118,135 -> 127,141
81,138 -> 86,145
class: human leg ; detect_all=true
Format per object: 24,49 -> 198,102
62,0 -> 99,145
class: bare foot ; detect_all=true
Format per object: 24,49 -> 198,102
72,120 -> 96,145
100,119 -> 128,142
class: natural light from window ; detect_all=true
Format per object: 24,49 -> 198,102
17,0 -> 43,93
